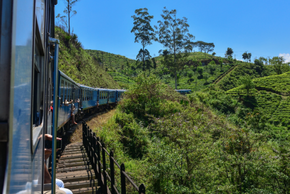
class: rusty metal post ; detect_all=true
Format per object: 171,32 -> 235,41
102,142 -> 108,194
139,184 -> 145,194
110,151 -> 115,194
121,163 -> 126,194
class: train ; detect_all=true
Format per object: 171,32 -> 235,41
57,70 -> 125,135
0,0 -> 123,193
0,1 -> 190,193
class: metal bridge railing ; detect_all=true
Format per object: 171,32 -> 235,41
82,121 -> 145,194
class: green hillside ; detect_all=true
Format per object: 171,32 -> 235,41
216,61 -> 275,91
225,71 -> 290,129
85,49 -> 249,91
93,75 -> 290,193
55,27 -> 120,88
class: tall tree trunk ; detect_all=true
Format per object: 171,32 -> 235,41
175,71 -> 177,89
68,6 -> 70,34
142,46 -> 145,71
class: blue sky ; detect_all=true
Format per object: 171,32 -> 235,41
55,0 -> 290,62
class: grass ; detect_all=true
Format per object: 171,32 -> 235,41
55,27 -> 120,89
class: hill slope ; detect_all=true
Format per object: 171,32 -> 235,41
216,61 -> 275,91
226,71 -> 290,128
86,50 -> 247,90
55,27 -> 120,88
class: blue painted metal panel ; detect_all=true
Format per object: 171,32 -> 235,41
4,0 -> 44,193
57,71 -> 80,128
79,85 -> 98,110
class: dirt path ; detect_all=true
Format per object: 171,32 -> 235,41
70,109 -> 116,143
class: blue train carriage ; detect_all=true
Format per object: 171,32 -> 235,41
79,85 -> 99,111
98,88 -> 110,106
175,89 -> 192,95
58,71 -> 80,130
116,89 -> 126,102
108,89 -> 118,104
0,0 -> 60,193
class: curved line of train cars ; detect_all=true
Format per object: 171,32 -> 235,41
57,70 -> 125,131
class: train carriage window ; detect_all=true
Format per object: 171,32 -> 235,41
68,83 -> 70,101
61,80 -> 64,104
65,81 -> 67,101
32,34 -> 45,152
70,83 -> 73,101
82,90 -> 84,101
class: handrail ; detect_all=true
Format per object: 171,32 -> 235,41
82,121 -> 145,194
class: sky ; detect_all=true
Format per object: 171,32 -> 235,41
55,0 -> 290,62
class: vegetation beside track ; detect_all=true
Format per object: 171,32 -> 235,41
92,75 -> 290,193
55,27 -> 120,88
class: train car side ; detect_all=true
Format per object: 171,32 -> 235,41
57,71 -> 80,129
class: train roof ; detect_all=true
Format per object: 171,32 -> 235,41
59,70 -> 79,86
79,84 -> 99,90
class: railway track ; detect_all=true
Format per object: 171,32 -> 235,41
56,142 -> 99,194
54,107 -> 115,193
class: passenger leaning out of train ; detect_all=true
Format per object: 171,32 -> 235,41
64,99 -> 73,105
71,103 -> 77,125
44,134 -> 73,194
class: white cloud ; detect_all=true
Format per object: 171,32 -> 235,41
279,53 -> 290,63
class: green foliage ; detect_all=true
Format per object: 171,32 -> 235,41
131,8 -> 155,72
225,47 -> 233,58
56,0 -> 78,35
253,71 -> 290,95
269,56 -> 290,75
155,7 -> 195,89
55,27 -> 120,88
217,62 -> 275,91
197,66 -> 203,77
241,76 -> 255,95
193,41 -> 215,53
98,75 -> 290,193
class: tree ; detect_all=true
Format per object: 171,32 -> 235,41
193,41 -> 215,53
242,52 -> 248,61
248,53 -> 252,62
155,7 -> 195,89
241,76 -> 255,96
269,56 -> 289,75
131,8 -> 155,72
242,52 -> 252,62
259,57 -> 268,65
212,52 -> 216,56
225,47 -> 233,58
56,0 -> 78,35
152,58 -> 157,69
254,59 -> 264,75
